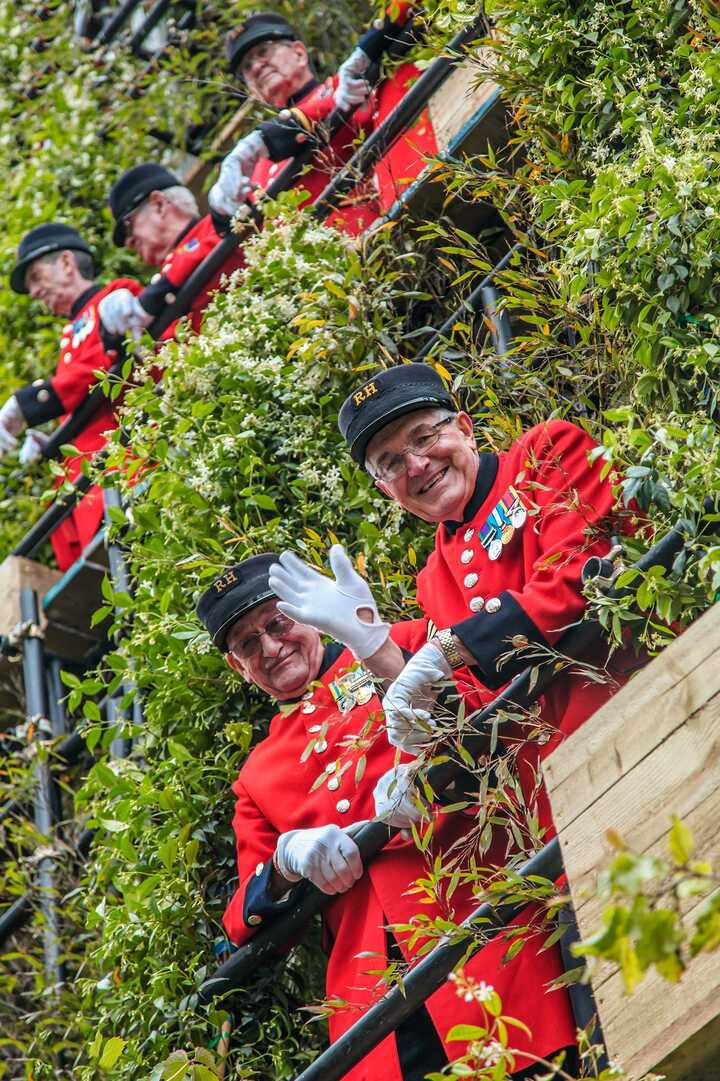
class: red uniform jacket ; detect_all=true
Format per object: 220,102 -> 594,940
15,279 -> 142,571
224,620 -> 574,1080
252,65 -> 438,236
414,420 -> 641,1055
136,214 -> 246,340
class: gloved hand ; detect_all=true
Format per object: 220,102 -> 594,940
274,823 -> 364,894
19,429 -> 50,466
373,764 -> 426,829
98,289 -> 152,338
0,396 -> 25,457
335,47 -> 372,111
208,130 -> 268,217
268,544 -> 390,660
381,640 -> 452,752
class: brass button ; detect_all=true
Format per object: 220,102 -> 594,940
37,389 -> 50,402
63,352 -> 72,363
327,777 -> 340,791
302,702 -> 316,714
314,739 -> 328,753
164,292 -> 176,304
511,634 -> 529,648
308,723 -> 321,733
464,528 -> 474,542
247,914 -> 262,926
150,273 -> 161,284
302,690 -> 313,700
32,378 -> 44,387
469,597 -> 485,613
255,861 -> 264,877
325,761 -> 339,774
268,163 -> 278,176
464,573 -> 478,589
461,549 -> 474,564
486,597 -> 502,614
336,799 -> 350,813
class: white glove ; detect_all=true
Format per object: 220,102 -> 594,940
374,765 -> 426,829
382,640 -> 452,753
208,130 -> 268,217
274,824 -> 364,895
335,47 -> 372,111
0,396 -> 25,457
19,429 -> 50,466
268,544 -> 390,660
98,289 -> 152,338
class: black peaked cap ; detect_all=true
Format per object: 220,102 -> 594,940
196,554 -> 280,652
226,12 -> 298,74
338,363 -> 455,466
109,163 -> 181,246
10,223 -> 93,295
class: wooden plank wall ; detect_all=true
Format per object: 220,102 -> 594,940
544,603 -> 720,1080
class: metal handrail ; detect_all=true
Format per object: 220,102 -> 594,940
294,839 -> 563,1081
93,0 -> 145,46
311,13 -> 489,221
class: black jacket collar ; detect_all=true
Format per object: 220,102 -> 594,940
70,284 -> 101,318
286,78 -> 319,107
443,453 -> 499,535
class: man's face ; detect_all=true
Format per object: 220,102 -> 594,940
225,598 -> 324,700
366,409 -> 480,524
124,193 -> 180,266
240,39 -> 312,108
25,252 -> 82,317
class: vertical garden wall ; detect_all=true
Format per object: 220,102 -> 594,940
1,0 -> 720,1078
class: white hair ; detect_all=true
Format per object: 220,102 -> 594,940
161,184 -> 199,217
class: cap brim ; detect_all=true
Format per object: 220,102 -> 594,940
112,218 -> 128,247
214,588 -> 277,651
230,28 -> 296,72
351,393 -> 454,465
10,257 -> 32,294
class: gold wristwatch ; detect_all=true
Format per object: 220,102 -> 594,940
433,627 -> 464,670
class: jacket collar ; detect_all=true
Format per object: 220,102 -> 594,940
443,452 -> 499,535
286,77 -> 318,106
70,283 -> 101,318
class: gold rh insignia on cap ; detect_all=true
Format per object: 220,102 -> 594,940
353,381 -> 378,408
214,569 -> 238,593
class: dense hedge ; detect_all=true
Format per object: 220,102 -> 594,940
2,0 -> 720,1077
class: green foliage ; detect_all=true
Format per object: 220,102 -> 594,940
575,819 -> 720,996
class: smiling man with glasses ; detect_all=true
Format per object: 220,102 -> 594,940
196,550 -> 569,1081
270,361 -> 644,1076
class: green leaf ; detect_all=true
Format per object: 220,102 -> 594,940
668,815 -> 693,865
99,1036 -> 126,1070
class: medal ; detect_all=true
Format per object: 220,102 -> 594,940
329,665 -> 375,714
477,485 -> 528,562
488,538 -> 503,561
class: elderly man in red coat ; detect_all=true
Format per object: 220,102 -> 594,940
196,553 -> 572,1081
97,163 -> 246,343
269,363 -> 646,1073
1,223 -> 142,570
208,8 -> 438,233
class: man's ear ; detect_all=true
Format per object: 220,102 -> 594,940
291,40 -> 310,67
225,653 -> 246,678
374,477 -> 391,498
456,411 -> 475,439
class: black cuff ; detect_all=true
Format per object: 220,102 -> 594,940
243,858 -> 298,928
357,15 -> 401,62
15,380 -> 64,425
138,275 -> 173,318
209,207 -> 231,236
259,118 -> 318,162
451,593 -> 548,690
